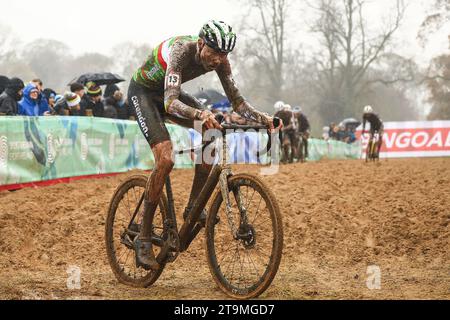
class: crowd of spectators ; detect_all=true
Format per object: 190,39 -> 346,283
0,76 -> 135,120
325,122 -> 357,144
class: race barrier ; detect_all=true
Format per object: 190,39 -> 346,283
0,116 -> 360,190
0,116 -> 193,189
357,121 -> 450,158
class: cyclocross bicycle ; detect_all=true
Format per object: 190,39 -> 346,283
366,132 -> 380,162
105,119 -> 283,299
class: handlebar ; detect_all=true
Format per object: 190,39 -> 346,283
215,113 -> 281,131
214,114 -> 281,155
174,114 -> 281,157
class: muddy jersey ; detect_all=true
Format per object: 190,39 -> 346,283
132,35 -> 269,124
295,113 -> 310,132
275,110 -> 295,132
133,36 -> 201,90
363,113 -> 383,132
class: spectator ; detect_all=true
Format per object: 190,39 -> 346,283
322,126 -> 330,140
336,124 -> 348,142
104,89 -> 131,120
347,128 -> 357,144
30,78 -> 50,112
104,84 -> 120,99
70,82 -> 85,98
54,95 -> 63,104
70,82 -> 87,116
65,92 -> 82,115
0,78 -> 25,115
85,82 -> 104,117
329,122 -> 337,140
104,102 -> 118,119
31,78 -> 43,92
54,91 -> 84,116
18,83 -> 50,116
0,76 -> 9,95
42,88 -> 57,113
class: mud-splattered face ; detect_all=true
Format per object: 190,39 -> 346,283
198,39 -> 228,71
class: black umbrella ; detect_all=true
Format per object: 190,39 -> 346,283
194,89 -> 228,105
68,72 -> 125,86
339,118 -> 361,130
0,75 -> 9,94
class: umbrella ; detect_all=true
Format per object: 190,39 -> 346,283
0,75 -> 9,94
68,72 -> 125,86
194,89 -> 228,106
339,118 -> 361,129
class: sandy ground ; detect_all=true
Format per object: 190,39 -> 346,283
0,158 -> 449,300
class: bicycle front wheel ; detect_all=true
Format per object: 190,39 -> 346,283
205,174 -> 283,299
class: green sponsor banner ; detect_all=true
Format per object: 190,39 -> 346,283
0,117 -> 361,187
308,138 -> 362,161
0,116 -> 193,186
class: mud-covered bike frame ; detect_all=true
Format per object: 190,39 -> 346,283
366,132 -> 381,162
106,116 -> 284,299
117,118 -> 281,266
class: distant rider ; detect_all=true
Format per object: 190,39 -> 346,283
361,105 -> 384,156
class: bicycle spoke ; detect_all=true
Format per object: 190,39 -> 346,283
235,245 -> 245,287
253,245 -> 271,261
245,188 -> 256,213
245,249 -> 262,280
225,246 -> 237,281
132,187 -> 138,206
251,196 -> 264,225
117,201 -> 131,220
125,192 -> 132,219
217,239 -> 237,261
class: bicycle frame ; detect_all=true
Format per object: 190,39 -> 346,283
127,123 -> 276,258
367,132 -> 380,161
178,123 -> 272,252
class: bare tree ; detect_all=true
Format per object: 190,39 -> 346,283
309,0 -> 407,116
237,0 -> 292,103
426,39 -> 450,120
110,42 -> 153,91
22,39 -> 72,90
418,0 -> 450,47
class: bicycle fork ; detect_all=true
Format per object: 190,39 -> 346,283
219,167 -> 249,240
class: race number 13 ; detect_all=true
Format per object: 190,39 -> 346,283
166,73 -> 180,88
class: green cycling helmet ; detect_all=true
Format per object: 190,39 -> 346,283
199,20 -> 237,53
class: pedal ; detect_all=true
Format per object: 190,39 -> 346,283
120,232 -> 134,250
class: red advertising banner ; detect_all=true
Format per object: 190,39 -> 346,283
357,121 -> 450,158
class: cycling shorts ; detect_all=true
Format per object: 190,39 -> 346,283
127,80 -> 205,147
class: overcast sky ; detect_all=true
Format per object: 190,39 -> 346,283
1,0 -> 449,64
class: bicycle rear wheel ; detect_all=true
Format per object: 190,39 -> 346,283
105,175 -> 168,287
205,174 -> 283,299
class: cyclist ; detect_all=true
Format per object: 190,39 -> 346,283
273,101 -> 285,113
361,105 -> 384,157
293,106 -> 310,160
275,104 -> 297,163
128,20 -> 280,270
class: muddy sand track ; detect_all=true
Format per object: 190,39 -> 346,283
0,158 -> 449,300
